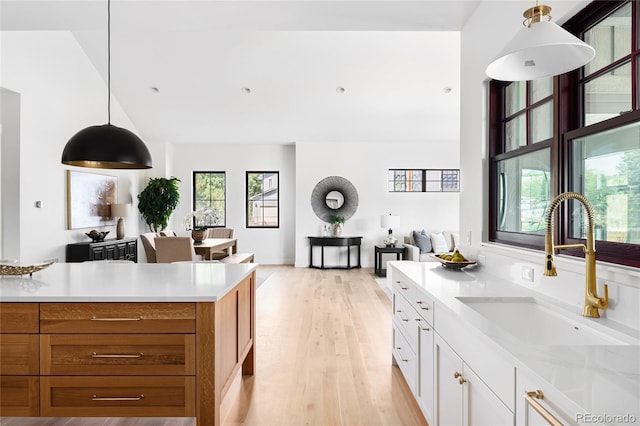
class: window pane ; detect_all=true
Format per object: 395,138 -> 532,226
584,61 -> 632,126
194,172 -> 225,226
497,148 -> 551,234
570,121 -> 640,244
389,169 -> 423,192
505,114 -> 526,152
247,172 -> 279,227
506,81 -> 526,116
530,78 -> 552,104
531,101 -> 553,143
584,2 -> 632,76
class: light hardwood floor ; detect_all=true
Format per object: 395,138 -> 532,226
221,266 -> 426,426
1,266 -> 426,426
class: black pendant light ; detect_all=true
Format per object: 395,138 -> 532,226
62,0 -> 152,169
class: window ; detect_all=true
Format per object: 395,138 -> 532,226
388,169 -> 460,192
193,172 -> 226,227
246,171 -> 279,228
569,119 -> 640,247
489,0 -> 640,266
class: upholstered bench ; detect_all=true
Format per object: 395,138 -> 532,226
219,253 -> 254,264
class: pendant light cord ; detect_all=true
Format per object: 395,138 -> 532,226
107,0 -> 111,124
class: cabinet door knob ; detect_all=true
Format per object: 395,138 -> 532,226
454,371 -> 466,384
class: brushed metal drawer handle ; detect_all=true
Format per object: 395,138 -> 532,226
91,316 -> 144,321
416,301 -> 430,310
395,347 -> 409,362
396,310 -> 410,322
395,281 -> 409,290
415,318 -> 430,331
92,352 -> 144,358
525,390 -> 563,426
92,394 -> 144,401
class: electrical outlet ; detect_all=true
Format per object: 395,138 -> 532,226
522,266 -> 534,282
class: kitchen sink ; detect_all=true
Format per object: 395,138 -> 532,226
455,296 -> 637,345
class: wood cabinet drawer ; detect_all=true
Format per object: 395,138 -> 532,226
0,375 -> 39,416
0,334 -> 39,375
41,376 -> 195,417
40,303 -> 196,333
0,303 -> 39,333
41,334 -> 195,375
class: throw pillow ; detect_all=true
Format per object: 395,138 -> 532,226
412,230 -> 432,253
429,232 -> 449,253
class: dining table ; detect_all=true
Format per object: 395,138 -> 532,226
193,238 -> 237,260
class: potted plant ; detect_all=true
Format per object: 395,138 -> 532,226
183,208 -> 219,242
328,214 -> 345,236
137,177 -> 181,232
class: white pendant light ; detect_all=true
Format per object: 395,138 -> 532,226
486,2 -> 595,81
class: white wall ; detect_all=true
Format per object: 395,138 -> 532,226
460,1 -> 640,330
295,141 -> 460,268
1,88 -> 21,260
168,143 -> 296,265
1,31 -> 146,263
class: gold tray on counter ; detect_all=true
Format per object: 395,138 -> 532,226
0,261 -> 53,277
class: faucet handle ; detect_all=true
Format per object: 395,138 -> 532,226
601,283 -> 609,308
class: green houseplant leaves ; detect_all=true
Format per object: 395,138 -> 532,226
137,177 -> 181,232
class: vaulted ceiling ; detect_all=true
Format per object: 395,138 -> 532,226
2,1 -> 482,144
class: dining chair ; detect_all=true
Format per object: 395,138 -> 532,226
155,237 -> 202,263
205,228 -> 235,259
140,233 -> 158,263
206,228 -> 234,239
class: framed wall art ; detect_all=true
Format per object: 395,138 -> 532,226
66,170 -> 117,229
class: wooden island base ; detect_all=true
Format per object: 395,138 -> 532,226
0,271 -> 256,426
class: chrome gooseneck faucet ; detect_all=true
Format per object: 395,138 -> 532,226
543,192 -> 608,318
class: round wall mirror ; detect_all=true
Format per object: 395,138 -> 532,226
325,191 -> 344,209
311,176 -> 358,222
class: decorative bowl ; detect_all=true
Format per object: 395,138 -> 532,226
430,254 -> 477,270
0,261 -> 53,277
85,230 -> 109,242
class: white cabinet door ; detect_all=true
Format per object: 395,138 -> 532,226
418,318 -> 434,424
464,365 -> 514,426
435,334 -> 464,426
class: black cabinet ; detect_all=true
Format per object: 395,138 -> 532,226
66,238 -> 137,263
374,244 -> 407,277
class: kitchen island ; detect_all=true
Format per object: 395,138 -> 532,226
0,262 -> 257,426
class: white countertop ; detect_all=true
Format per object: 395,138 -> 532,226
389,260 -> 640,425
0,262 -> 257,302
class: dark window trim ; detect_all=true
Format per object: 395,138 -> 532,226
489,0 -> 640,268
192,171 -> 227,228
246,171 -> 280,229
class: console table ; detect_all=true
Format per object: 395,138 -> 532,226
308,236 -> 362,269
66,237 -> 137,263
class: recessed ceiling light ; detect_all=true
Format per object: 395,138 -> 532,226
241,87 -> 251,94
336,86 -> 345,93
